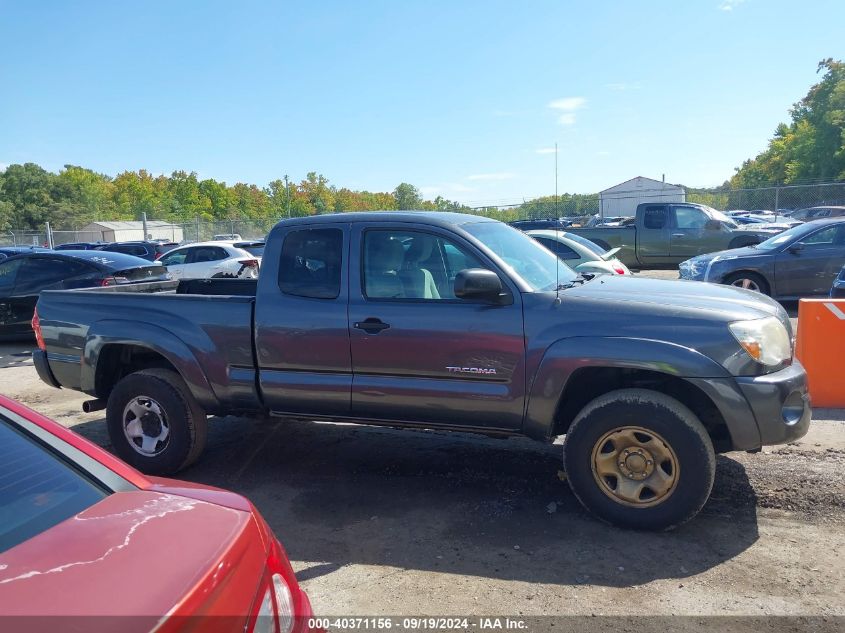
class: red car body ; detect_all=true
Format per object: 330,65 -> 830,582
0,395 -> 314,633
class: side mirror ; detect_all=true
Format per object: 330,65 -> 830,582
454,268 -> 503,302
788,243 -> 804,255
705,220 -> 722,231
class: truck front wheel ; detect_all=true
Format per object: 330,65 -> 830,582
106,368 -> 208,475
563,388 -> 715,530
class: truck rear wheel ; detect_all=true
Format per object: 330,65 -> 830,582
106,368 -> 208,475
563,388 -> 715,530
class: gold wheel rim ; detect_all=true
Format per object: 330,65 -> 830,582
590,426 -> 679,508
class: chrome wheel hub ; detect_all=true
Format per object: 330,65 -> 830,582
731,278 -> 760,292
123,396 -> 170,457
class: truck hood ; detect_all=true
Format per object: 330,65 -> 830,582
563,274 -> 784,322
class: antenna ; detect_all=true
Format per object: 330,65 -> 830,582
554,142 -> 561,305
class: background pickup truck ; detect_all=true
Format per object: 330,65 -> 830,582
567,202 -> 781,268
33,212 -> 810,530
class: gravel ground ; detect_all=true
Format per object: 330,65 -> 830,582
1,336 -> 843,619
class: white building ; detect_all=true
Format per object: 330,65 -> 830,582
79,220 -> 184,243
599,177 -> 686,218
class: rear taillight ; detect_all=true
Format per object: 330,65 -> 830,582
239,259 -> 260,268
154,252 -> 163,260
100,276 -> 116,287
31,309 -> 45,351
249,539 -> 298,633
613,266 -> 626,275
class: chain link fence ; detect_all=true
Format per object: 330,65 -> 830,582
3,182 -> 844,246
469,181 -> 845,221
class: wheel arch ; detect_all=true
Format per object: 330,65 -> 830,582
82,321 -> 219,411
523,337 -> 737,452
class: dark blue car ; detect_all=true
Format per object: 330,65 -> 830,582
0,250 -> 170,339
831,266 -> 845,298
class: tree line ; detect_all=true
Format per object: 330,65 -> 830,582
2,59 -> 842,232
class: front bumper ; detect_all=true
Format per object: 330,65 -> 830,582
735,360 -> 811,447
688,360 -> 811,451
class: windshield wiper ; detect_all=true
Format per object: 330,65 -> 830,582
556,273 -> 595,290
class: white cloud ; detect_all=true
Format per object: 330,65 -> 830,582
0,163 -> 7,172
719,0 -> 745,11
605,82 -> 641,92
535,147 -> 558,155
548,97 -> 587,126
466,172 -> 515,181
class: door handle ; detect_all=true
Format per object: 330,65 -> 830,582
354,318 -> 390,334
671,233 -> 685,238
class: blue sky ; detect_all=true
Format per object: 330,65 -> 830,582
1,0 -> 842,206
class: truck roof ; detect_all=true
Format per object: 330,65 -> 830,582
275,211 -> 497,229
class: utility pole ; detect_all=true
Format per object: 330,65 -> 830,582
142,212 -> 149,240
284,174 -> 291,218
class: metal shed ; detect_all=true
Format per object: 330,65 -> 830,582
78,221 -> 184,243
599,177 -> 686,218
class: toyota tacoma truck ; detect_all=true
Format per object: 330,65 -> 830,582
32,212 -> 811,530
566,202 -> 781,268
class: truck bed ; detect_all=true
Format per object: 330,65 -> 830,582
36,280 -> 259,411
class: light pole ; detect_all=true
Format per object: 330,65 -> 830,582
284,174 -> 291,218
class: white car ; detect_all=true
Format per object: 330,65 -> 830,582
157,240 -> 263,280
527,229 -> 632,276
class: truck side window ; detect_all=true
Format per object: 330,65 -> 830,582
643,206 -> 667,229
363,230 -> 482,300
278,229 -> 343,299
674,207 -> 709,229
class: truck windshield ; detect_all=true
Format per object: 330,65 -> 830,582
706,207 -> 739,229
463,222 -> 577,291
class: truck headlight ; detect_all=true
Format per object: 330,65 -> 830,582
729,316 -> 791,366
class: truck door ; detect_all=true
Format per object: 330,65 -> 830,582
254,223 -> 352,416
669,205 -> 722,259
347,223 -> 526,431
636,204 -> 671,262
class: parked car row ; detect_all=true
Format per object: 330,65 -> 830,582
0,238 -> 265,338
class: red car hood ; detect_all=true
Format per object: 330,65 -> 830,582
0,490 -> 266,625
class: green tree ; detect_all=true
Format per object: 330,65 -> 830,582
732,59 -> 845,186
393,182 -> 422,210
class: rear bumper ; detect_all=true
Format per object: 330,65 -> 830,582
32,349 -> 61,389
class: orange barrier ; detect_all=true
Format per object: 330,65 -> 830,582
795,298 -> 845,407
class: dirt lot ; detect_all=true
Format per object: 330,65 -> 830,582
2,337 -> 843,620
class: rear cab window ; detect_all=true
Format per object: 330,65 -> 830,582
0,416 -> 107,553
643,205 -> 668,229
278,228 -> 343,299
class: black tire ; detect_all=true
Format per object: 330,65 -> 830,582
563,388 -> 715,531
106,368 -> 207,475
722,271 -> 770,295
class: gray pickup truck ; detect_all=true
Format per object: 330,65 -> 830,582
568,202 -> 781,268
32,212 -> 810,530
